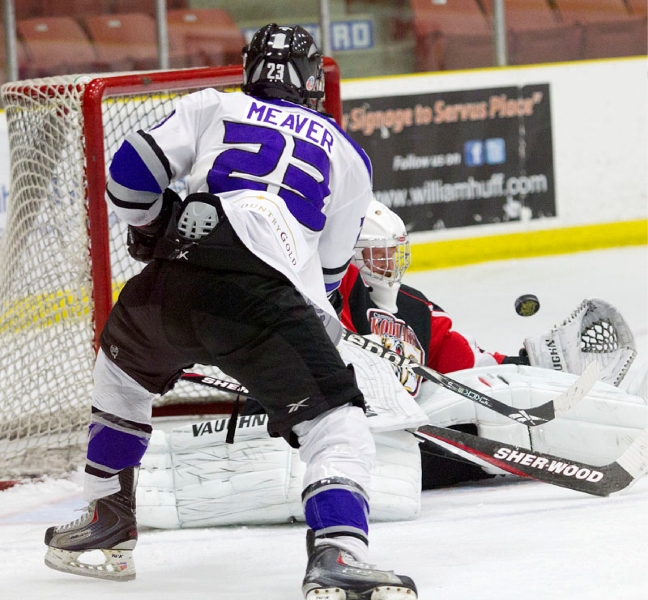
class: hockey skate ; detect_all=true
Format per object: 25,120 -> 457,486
302,530 -> 417,600
44,467 -> 138,581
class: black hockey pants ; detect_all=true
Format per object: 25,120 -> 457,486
100,231 -> 364,444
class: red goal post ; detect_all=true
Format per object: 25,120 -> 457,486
0,59 -> 342,477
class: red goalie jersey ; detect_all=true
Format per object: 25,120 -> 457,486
338,263 -> 509,394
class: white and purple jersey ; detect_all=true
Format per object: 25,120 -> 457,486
107,88 -> 372,331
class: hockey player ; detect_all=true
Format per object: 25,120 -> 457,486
341,200 -> 643,488
43,24 -> 417,599
342,200 -> 526,384
240,199 -> 643,489
341,200 -> 528,487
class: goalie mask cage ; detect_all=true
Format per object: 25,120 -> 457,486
0,60 -> 342,478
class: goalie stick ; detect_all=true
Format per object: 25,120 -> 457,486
342,329 -> 599,427
414,425 -> 648,497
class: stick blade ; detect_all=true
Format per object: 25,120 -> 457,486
416,424 -> 647,497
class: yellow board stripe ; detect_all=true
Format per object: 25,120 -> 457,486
409,219 -> 648,271
0,282 -> 125,334
1,220 -> 645,330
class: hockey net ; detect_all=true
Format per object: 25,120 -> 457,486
0,61 -> 342,478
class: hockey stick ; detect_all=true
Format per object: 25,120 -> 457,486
179,373 -> 647,496
342,329 -> 599,427
180,372 -> 249,396
414,424 -> 648,497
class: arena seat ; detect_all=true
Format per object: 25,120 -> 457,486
167,8 -> 246,67
112,0 -> 189,16
481,0 -> 582,64
13,0 -> 43,20
17,16 -> 103,77
552,0 -> 646,58
410,0 -> 493,71
623,0 -> 647,53
83,12 -> 198,72
625,0 -> 647,17
41,0 -> 113,19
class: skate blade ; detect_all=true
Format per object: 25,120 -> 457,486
304,588 -> 346,600
44,547 -> 136,581
371,586 -> 417,600
304,586 -> 417,600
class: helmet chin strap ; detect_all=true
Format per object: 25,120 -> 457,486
363,275 -> 400,313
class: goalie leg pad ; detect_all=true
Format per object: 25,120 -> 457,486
136,413 -> 421,528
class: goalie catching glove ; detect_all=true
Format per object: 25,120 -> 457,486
127,188 -> 181,263
523,298 -> 637,386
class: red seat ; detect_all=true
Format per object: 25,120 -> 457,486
111,0 -> 189,16
17,16 -> 103,77
14,0 -> 43,20
167,8 -> 246,67
555,0 -> 632,22
481,0 -> 581,64
83,12 -> 197,72
553,0 -> 646,58
41,0 -> 113,19
410,0 -> 493,71
626,0 -> 647,17
622,0 -> 647,53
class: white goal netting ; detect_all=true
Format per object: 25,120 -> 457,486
1,77 -> 97,477
0,68 -> 248,478
0,62 -> 341,479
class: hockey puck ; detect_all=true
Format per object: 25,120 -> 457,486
514,294 -> 540,317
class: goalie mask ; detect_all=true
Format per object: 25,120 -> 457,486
242,24 -> 325,110
353,200 -> 411,313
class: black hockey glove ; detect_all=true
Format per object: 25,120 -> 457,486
127,188 -> 181,263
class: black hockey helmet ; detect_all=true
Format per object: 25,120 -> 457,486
242,24 -> 325,110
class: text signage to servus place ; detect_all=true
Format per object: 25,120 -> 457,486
342,84 -> 556,232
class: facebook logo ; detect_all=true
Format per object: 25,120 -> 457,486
485,138 -> 506,164
464,140 -> 484,166
465,139 -> 506,166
